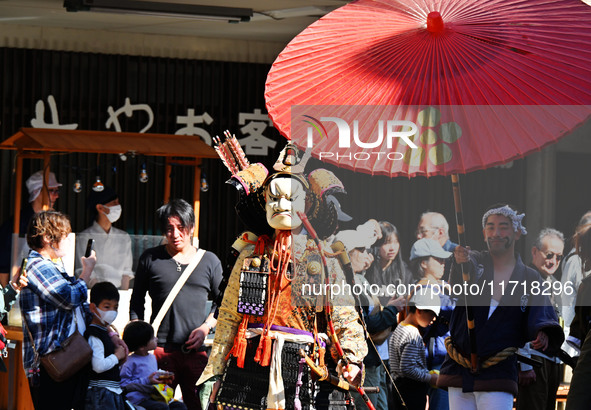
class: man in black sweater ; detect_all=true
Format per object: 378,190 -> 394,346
130,199 -> 223,410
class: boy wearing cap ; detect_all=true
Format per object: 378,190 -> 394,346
75,186 -> 133,289
389,290 -> 440,410
409,238 -> 455,410
0,170 -> 61,275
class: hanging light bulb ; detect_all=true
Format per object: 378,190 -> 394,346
200,173 -> 209,192
119,153 -> 128,161
73,178 -> 83,193
92,175 -> 104,192
139,163 -> 149,183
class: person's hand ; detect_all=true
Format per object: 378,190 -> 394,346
338,363 -> 361,386
79,250 -> 97,283
11,272 -> 28,291
148,371 -> 160,385
429,371 -> 439,388
153,371 -> 174,385
185,325 -> 208,350
111,333 -> 129,361
114,344 -> 127,361
349,249 -> 374,274
453,246 -> 470,264
531,330 -> 549,351
387,296 -> 406,311
518,370 -> 536,385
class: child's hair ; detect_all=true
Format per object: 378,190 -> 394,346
123,321 -> 155,352
90,281 -> 120,305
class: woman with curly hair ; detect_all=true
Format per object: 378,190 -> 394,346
20,211 -> 96,409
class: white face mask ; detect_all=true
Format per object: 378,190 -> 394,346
95,307 -> 118,326
103,204 -> 122,223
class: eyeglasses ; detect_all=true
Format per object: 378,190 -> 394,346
48,188 -> 60,195
542,251 -> 563,262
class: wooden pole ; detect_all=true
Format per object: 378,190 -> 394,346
164,158 -> 172,204
451,173 -> 479,373
42,153 -> 50,211
5,153 -> 24,284
193,159 -> 202,243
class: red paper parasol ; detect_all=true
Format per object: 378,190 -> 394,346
265,0 -> 591,377
265,0 -> 591,177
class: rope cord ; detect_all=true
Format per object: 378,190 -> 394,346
444,337 -> 517,369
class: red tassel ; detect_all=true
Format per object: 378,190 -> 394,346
255,332 -> 273,367
260,333 -> 273,367
227,315 -> 249,368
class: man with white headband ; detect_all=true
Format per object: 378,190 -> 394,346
437,204 -> 563,410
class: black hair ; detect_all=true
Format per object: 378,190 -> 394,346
87,186 -> 119,221
90,281 -> 120,305
156,198 -> 195,233
123,321 -> 154,352
366,220 -> 412,283
374,221 -> 399,248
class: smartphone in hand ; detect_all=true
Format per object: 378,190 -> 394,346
19,257 -> 28,278
85,239 -> 95,257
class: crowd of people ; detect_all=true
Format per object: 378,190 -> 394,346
1,155 -> 591,410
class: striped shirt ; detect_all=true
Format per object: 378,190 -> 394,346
388,323 -> 431,383
20,250 -> 90,374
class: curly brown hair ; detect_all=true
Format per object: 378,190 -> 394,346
26,211 -> 71,250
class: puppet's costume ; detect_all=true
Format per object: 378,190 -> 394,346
197,137 -> 366,410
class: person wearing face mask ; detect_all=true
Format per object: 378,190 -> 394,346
76,186 -> 133,290
85,281 -> 128,409
20,211 -> 97,409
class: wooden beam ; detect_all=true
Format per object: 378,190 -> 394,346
193,159 -> 202,240
164,158 -> 172,205
41,153 -> 50,211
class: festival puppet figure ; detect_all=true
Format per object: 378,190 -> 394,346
197,134 -> 367,410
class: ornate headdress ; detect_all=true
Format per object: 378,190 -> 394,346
214,132 -> 348,239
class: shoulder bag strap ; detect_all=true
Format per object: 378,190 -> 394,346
151,248 -> 206,335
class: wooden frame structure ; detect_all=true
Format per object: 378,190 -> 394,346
0,127 -> 217,281
0,127 -> 217,410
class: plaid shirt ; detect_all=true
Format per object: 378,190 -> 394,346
19,250 -> 90,374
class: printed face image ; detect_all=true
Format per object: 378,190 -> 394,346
265,177 -> 306,231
